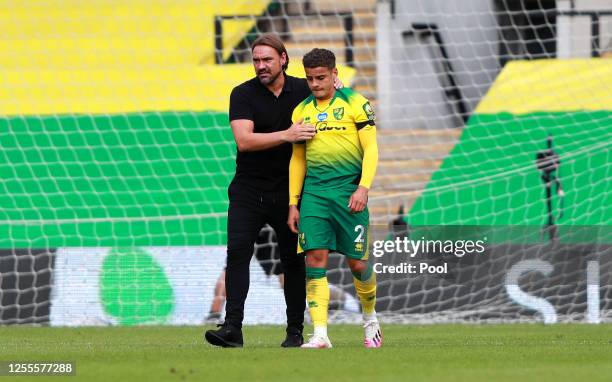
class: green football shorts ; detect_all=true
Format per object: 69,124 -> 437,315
298,188 -> 369,260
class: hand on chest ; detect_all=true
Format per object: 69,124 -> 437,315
307,107 -> 355,136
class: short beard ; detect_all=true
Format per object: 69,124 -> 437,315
258,70 -> 282,86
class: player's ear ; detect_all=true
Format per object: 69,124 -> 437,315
332,67 -> 338,80
280,52 -> 287,69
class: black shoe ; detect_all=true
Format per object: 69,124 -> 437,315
281,329 -> 304,348
205,323 -> 243,348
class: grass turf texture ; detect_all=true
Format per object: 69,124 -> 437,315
1,324 -> 611,381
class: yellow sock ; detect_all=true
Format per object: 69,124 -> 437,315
305,267 -> 329,328
352,265 -> 377,316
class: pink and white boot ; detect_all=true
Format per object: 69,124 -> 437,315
363,320 -> 383,348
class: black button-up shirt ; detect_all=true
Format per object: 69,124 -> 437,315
229,74 -> 310,192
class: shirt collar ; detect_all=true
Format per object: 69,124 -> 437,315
281,74 -> 293,93
312,90 -> 338,110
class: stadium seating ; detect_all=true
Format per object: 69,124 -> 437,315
409,59 -> 612,227
0,1 -> 356,248
0,0 -> 269,68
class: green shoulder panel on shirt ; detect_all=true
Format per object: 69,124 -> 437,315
292,94 -> 315,122
337,88 -> 375,124
335,88 -> 352,104
303,94 -> 315,106
337,87 -> 369,104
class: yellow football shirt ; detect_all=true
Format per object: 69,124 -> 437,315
291,87 -> 376,192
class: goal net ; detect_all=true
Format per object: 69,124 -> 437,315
0,0 -> 610,325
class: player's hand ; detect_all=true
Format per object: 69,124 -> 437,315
283,118 -> 315,143
348,186 -> 368,214
333,76 -> 344,89
287,205 -> 300,234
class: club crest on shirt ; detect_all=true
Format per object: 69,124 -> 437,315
304,116 -> 311,123
333,107 -> 344,120
317,112 -> 328,121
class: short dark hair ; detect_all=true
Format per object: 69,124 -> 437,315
251,33 -> 289,71
302,48 -> 336,69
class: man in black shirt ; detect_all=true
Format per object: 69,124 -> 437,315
205,34 -> 316,348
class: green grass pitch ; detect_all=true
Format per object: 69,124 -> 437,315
2,324 -> 611,381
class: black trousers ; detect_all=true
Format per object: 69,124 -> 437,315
224,181 -> 305,331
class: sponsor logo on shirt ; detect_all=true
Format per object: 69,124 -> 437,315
315,121 -> 346,132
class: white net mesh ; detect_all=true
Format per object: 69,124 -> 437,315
0,0 -> 610,325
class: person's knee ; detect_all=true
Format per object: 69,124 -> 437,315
281,255 -> 305,271
305,256 -> 325,268
276,238 -> 298,262
226,248 -> 254,266
305,250 -> 328,268
347,258 -> 367,273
